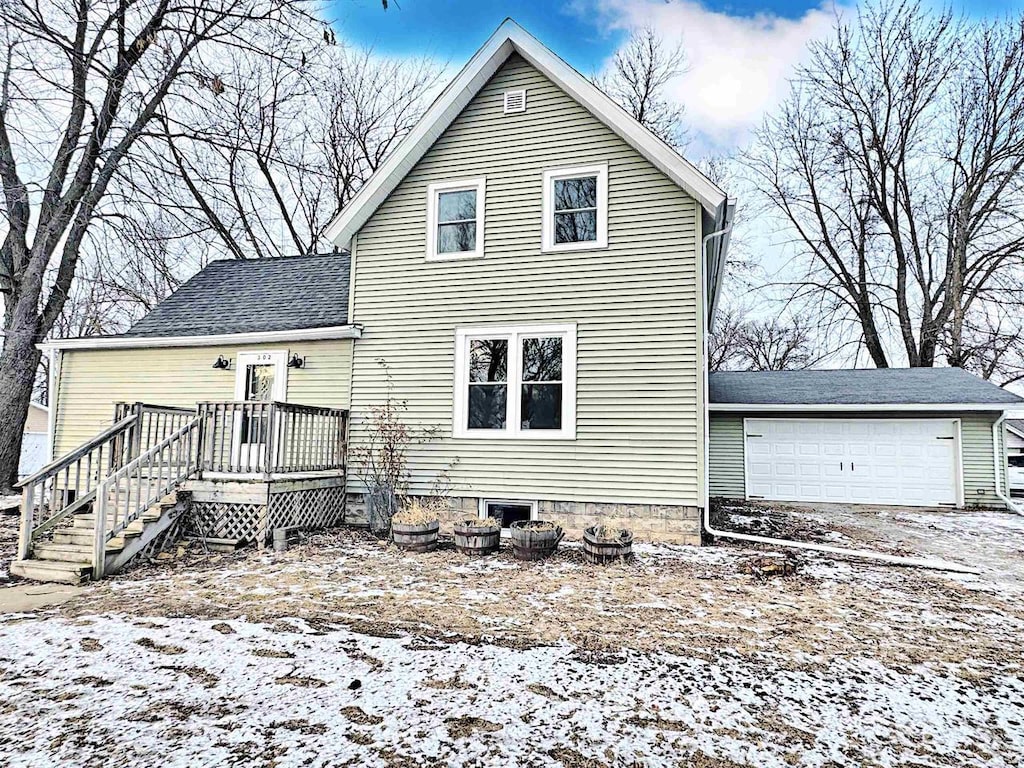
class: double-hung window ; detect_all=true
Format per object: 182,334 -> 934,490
426,178 -> 486,260
454,324 -> 576,439
542,163 -> 608,252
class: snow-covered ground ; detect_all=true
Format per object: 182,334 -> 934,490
1,505 -> 1023,766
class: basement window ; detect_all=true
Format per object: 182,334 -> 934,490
482,499 -> 535,529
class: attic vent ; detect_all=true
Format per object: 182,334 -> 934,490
503,89 -> 527,114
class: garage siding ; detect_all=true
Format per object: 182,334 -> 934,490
708,410 -> 1007,508
348,53 -> 704,505
709,413 -> 745,497
960,412 -> 1003,507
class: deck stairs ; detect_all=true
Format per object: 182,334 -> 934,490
13,404 -> 201,585
10,489 -> 184,585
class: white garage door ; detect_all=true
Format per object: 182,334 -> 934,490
745,418 -> 960,507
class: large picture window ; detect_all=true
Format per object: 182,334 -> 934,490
426,178 -> 486,260
542,164 -> 607,252
454,324 -> 577,439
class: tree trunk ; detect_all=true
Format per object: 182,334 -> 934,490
0,326 -> 42,494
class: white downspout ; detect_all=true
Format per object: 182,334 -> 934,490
992,414 -> 1023,515
699,223 -> 978,575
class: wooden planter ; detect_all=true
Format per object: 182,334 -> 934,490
583,526 -> 633,565
391,520 -> 440,552
509,520 -> 564,561
453,521 -> 501,556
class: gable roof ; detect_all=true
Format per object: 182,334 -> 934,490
123,253 -> 350,338
709,368 -> 1024,410
1007,419 -> 1024,438
324,18 -> 730,249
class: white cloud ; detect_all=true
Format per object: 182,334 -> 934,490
576,1 -> 844,154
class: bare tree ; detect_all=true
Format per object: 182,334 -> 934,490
708,308 -> 745,372
0,0 -> 317,493
745,0 -> 1024,384
736,317 -> 818,372
596,26 -> 688,149
709,308 -> 819,372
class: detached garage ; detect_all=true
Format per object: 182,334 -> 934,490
709,368 -> 1024,510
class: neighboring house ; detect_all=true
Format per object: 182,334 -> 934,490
18,402 -> 49,480
14,21 -> 1024,583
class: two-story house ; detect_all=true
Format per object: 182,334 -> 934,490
15,20 -> 1021,583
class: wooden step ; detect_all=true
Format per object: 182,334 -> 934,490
53,527 -> 139,548
34,540 -> 122,561
10,559 -> 91,585
71,512 -> 157,530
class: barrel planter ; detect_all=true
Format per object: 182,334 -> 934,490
453,520 -> 501,556
509,520 -> 564,561
391,520 -> 440,552
583,526 -> 633,565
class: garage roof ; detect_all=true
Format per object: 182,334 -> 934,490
709,368 -> 1024,410
123,253 -> 350,338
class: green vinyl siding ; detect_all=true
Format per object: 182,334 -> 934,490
348,53 -> 704,505
707,410 -> 1008,508
709,413 -> 745,498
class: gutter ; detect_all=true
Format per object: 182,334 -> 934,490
992,414 -> 1024,515
699,224 -> 979,575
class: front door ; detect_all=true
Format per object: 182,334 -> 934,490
232,351 -> 288,469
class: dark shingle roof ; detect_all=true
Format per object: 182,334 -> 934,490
123,254 -> 350,338
709,368 -> 1023,407
1007,419 -> 1024,435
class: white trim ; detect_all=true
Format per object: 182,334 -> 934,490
741,416 -> 964,508
1006,422 -> 1024,441
46,348 -> 60,463
503,89 -> 527,114
233,350 -> 289,401
453,323 -> 577,440
953,417 -> 966,507
425,177 -> 486,261
541,163 -> 608,253
710,402 -> 1013,412
39,324 -> 362,351
232,350 -> 288,469
323,19 -> 727,247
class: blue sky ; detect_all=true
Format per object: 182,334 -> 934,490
331,1 -> 1024,73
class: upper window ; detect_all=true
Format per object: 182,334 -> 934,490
426,178 -> 486,260
454,324 -> 577,440
542,163 -> 608,252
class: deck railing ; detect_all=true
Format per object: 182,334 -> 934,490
16,403 -> 197,560
196,401 -> 348,475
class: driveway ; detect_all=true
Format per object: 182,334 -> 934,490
716,500 -> 1024,590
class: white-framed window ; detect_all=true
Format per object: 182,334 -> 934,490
453,323 -> 577,440
542,163 -> 608,252
426,177 -> 486,260
479,498 -> 536,529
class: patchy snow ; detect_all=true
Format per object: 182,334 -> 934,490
1,613 -> 1021,768
2,504 -> 1024,765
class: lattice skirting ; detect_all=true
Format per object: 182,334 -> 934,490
188,500 -> 266,543
267,482 -> 346,536
187,478 -> 346,546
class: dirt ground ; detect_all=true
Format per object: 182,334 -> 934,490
1,503 -> 1022,767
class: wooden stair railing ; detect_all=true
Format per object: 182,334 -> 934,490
93,417 -> 202,579
16,403 -> 199,564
